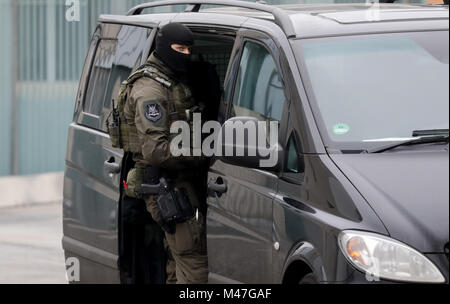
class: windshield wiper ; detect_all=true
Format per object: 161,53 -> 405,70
412,129 -> 449,137
365,130 -> 449,154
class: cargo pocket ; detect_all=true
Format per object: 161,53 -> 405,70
166,220 -> 194,255
166,214 -> 206,256
144,195 -> 161,222
106,109 -> 121,148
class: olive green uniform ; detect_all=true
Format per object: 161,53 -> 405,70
123,53 -> 208,284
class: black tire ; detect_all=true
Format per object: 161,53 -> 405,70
299,273 -> 319,284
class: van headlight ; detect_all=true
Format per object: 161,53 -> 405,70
338,230 -> 445,283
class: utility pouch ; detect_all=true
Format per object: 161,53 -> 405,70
106,100 -> 121,148
157,178 -> 181,223
157,178 -> 194,224
173,187 -> 195,221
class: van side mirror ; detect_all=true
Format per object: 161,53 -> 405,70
215,116 -> 283,172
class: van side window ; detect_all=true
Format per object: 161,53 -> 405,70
83,39 -> 118,116
99,26 -> 154,132
232,41 -> 286,122
286,134 -> 300,173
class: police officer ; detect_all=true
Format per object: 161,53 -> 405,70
123,23 -> 208,284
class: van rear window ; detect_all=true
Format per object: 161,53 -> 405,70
84,39 -> 118,117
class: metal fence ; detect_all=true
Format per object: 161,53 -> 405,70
0,0 -> 431,176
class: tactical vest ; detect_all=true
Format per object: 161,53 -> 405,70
106,63 -> 174,154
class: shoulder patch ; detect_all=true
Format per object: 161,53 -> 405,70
144,103 -> 162,122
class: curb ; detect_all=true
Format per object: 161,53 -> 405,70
0,172 -> 63,209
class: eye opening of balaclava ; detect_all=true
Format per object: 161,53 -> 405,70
154,23 -> 194,75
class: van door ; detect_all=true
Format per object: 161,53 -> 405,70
63,23 -> 154,283
207,31 -> 289,284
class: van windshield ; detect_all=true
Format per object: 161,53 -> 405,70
295,31 -> 449,151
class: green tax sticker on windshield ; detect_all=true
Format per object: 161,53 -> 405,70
333,123 -> 350,135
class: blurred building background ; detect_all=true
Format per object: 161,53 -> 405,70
0,0 -> 149,177
0,0 -> 436,177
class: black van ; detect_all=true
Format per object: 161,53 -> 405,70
62,0 -> 449,284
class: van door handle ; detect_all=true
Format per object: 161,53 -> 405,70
208,178 -> 228,194
104,157 -> 121,174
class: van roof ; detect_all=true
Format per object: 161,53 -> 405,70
99,2 -> 449,39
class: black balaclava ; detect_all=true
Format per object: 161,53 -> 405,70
154,23 -> 194,75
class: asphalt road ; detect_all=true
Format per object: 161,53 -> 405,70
0,203 -> 67,284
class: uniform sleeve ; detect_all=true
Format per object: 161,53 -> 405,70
131,78 -> 203,170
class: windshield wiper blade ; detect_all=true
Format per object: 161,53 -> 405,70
412,129 -> 449,137
365,135 -> 449,154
